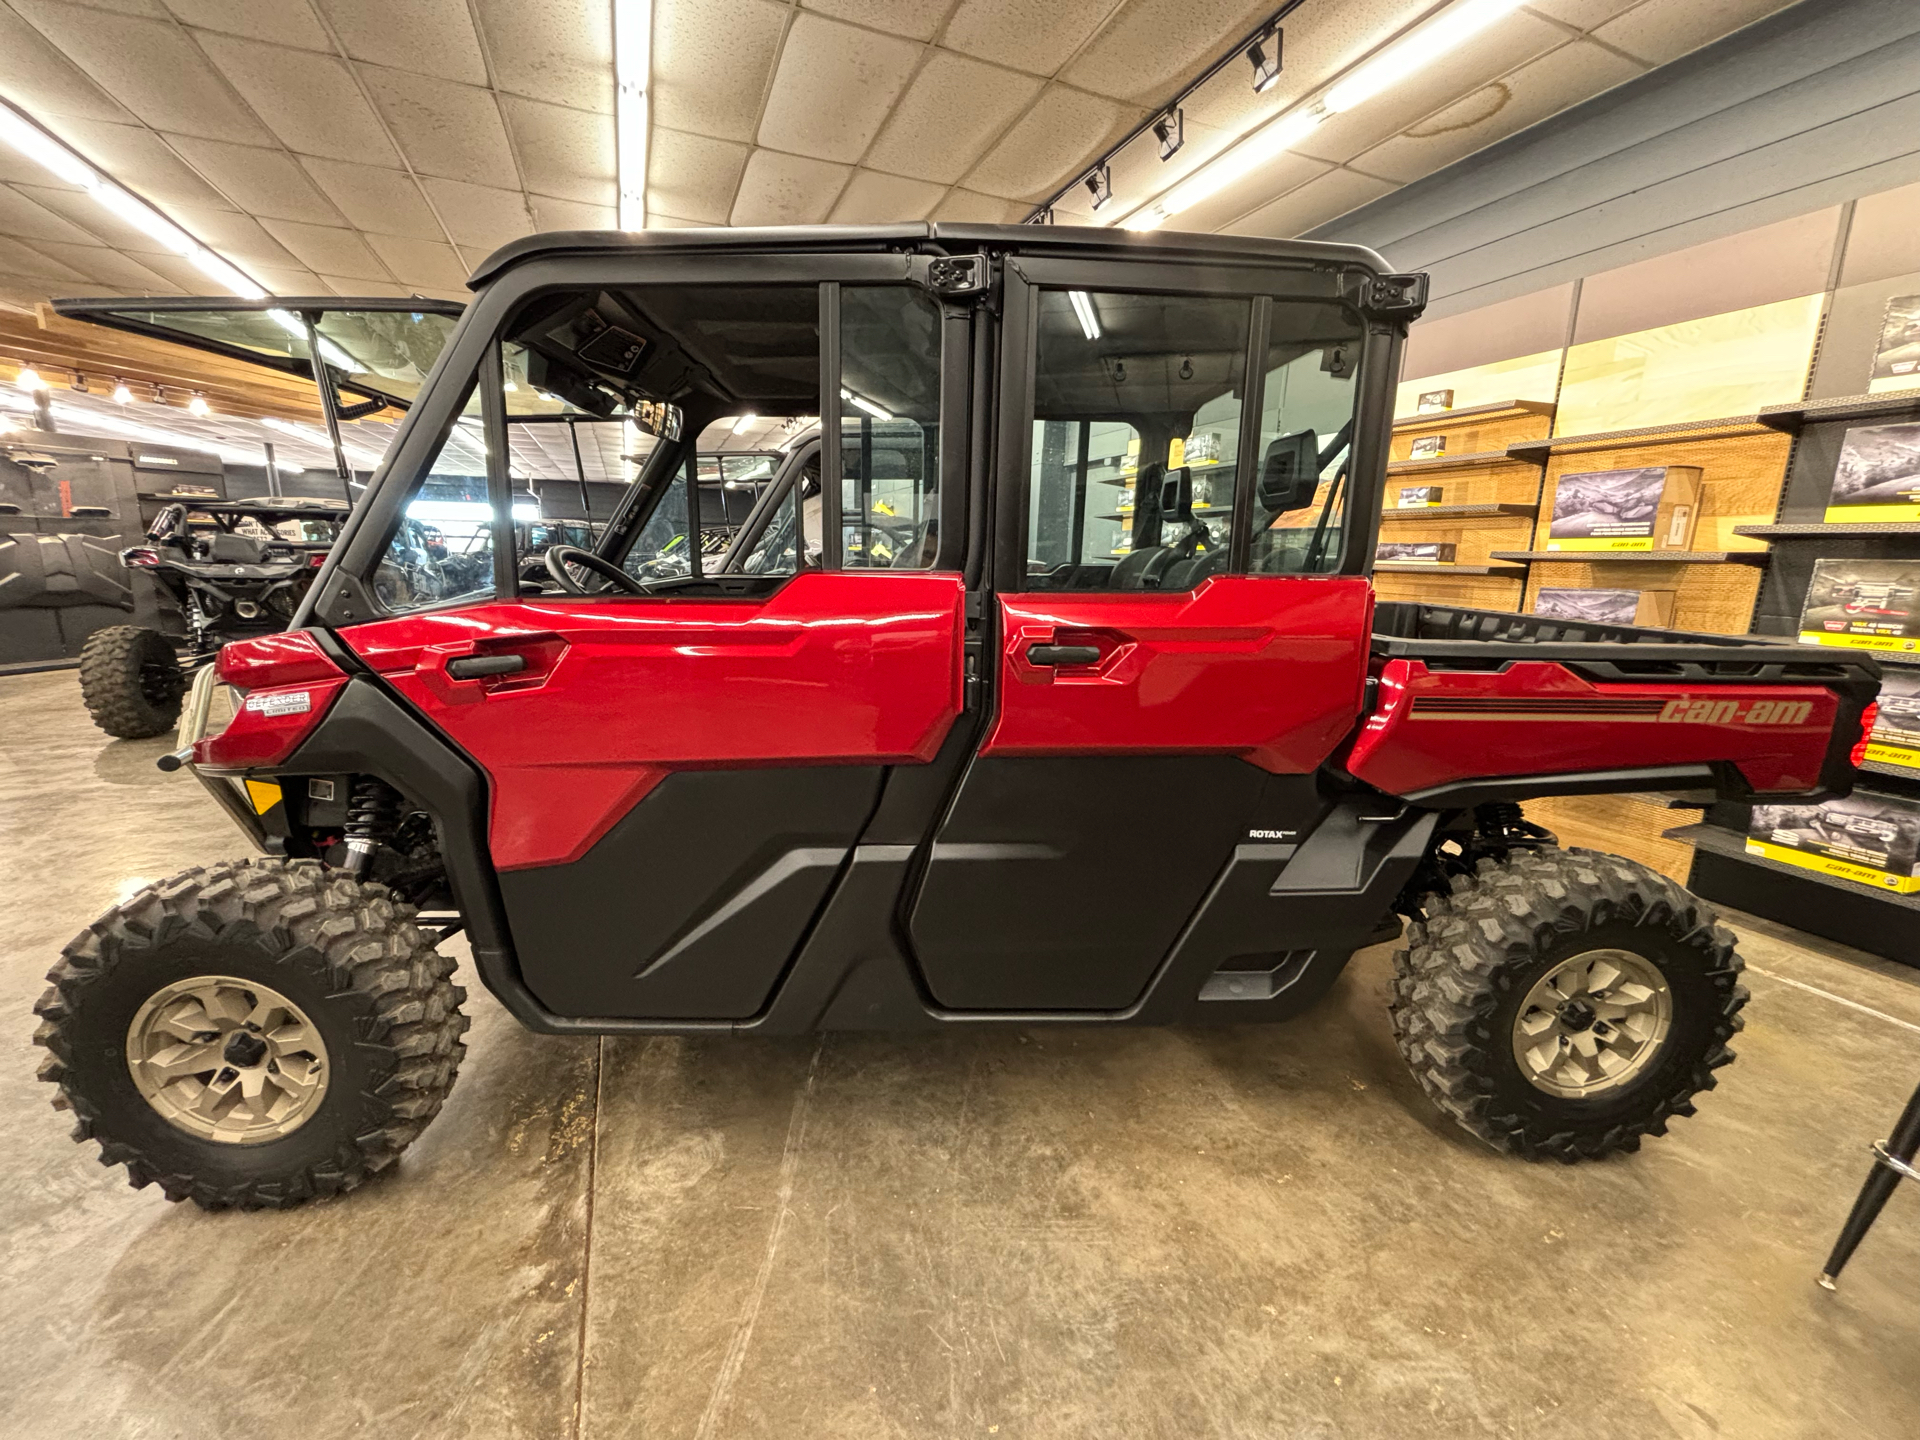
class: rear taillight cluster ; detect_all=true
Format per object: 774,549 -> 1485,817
1852,701 -> 1879,769
122,547 -> 162,568
193,631 -> 347,772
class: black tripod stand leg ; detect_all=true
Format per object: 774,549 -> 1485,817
1820,1077 -> 1920,1289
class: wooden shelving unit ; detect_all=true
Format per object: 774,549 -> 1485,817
1490,550 -> 1770,566
1375,561 -> 1529,578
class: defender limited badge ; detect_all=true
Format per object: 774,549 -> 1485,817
246,691 -> 313,718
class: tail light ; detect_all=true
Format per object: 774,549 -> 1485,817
122,546 -> 162,567
1851,701 -> 1879,769
309,552 -> 326,567
193,631 -> 347,772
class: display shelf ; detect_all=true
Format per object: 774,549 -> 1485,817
1507,415 -> 1766,463
1491,550 -> 1770,566
1755,388 -> 1920,433
139,490 -> 224,501
1391,399 -> 1555,429
1385,450 -> 1514,473
1099,505 -> 1234,522
1666,822 -> 1920,908
1734,522 -> 1920,537
1379,503 -> 1536,522
1685,834 -> 1920,967
1874,650 -> 1920,667
1096,461 -> 1230,488
1857,760 -> 1920,790
1374,561 -> 1528,579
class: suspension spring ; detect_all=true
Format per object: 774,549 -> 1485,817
342,778 -> 401,879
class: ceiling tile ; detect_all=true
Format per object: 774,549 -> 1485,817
365,233 -> 469,289
165,0 -> 331,47
501,97 -> 614,205
163,204 -> 303,269
828,168 -> 946,223
51,119 -> 232,208
1524,0 -> 1649,29
729,149 -> 851,226
801,0 -> 951,42
247,262 -> 327,294
1060,0 -> 1272,106
315,0 -> 487,86
529,194 -> 615,230
1593,0 -> 1799,67
16,182 -> 161,250
19,239 -> 172,288
927,188 -> 1029,223
864,52 -> 1044,185
299,158 -> 444,240
644,214 -> 717,230
1144,149 -> 1329,234
0,234 -> 96,281
963,86 -> 1141,201
258,219 -> 391,280
9,0 -> 272,143
755,13 -> 920,164
652,0 -> 787,145
1222,166 -> 1396,238
0,7 -> 132,122
1177,0 -> 1409,137
472,0 -> 615,113
194,33 -> 401,164
417,177 -> 534,248
361,66 -> 517,185
164,136 -> 342,223
0,184 -> 107,245
316,274 -> 414,297
646,127 -> 750,226
1351,39 -> 1646,185
59,0 -> 166,15
942,0 -> 1119,77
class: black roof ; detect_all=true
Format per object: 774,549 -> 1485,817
467,222 -> 1393,289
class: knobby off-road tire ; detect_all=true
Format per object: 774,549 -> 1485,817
1390,846 -> 1746,1162
33,859 -> 469,1210
77,624 -> 187,739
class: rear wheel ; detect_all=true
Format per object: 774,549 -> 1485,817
1390,846 -> 1745,1162
77,624 -> 186,739
33,859 -> 468,1209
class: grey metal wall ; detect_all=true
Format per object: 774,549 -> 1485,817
1311,0 -> 1920,322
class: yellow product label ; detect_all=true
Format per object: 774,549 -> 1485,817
244,780 -> 284,815
1545,536 -> 1655,552
1796,630 -> 1920,654
1168,437 -> 1185,468
1863,741 -> 1920,770
1745,838 -> 1920,893
1823,502 -> 1920,523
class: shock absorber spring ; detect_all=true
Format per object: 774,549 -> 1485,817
342,777 -> 401,879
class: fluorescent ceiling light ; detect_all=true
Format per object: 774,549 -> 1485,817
1115,0 -> 1526,232
730,412 -> 757,435
615,0 -> 652,229
840,387 -> 892,422
260,415 -> 385,468
0,100 -> 267,299
50,401 -> 301,471
1067,290 -> 1102,340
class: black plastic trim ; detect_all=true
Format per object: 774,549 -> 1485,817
1402,765 -> 1722,809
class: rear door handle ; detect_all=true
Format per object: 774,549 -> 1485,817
1026,643 -> 1101,667
446,653 -> 528,680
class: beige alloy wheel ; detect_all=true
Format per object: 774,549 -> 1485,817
1510,948 -> 1674,1100
125,976 -> 330,1144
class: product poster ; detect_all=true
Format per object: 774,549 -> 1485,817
1546,466 -> 1697,551
1869,293 -> 1920,392
1534,588 -> 1641,625
1747,795 -> 1920,893
1796,558 -> 1920,654
1375,541 -> 1454,563
1823,421 -> 1920,522
1864,670 -> 1920,772
1397,484 -> 1443,507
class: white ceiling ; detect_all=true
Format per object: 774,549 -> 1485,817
0,0 -> 1800,318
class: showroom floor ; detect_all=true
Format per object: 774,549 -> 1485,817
2,668 -> 1917,1440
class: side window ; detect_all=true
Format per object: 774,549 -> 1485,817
840,286 -> 941,569
1023,291 -> 1250,591
374,395 -> 494,614
1248,302 -> 1364,576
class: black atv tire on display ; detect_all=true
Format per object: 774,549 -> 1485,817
33,859 -> 469,1210
77,624 -> 188,739
1391,846 -> 1746,1163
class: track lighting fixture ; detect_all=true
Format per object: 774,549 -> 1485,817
1247,29 -> 1281,93
1152,109 -> 1184,161
15,367 -> 45,391
111,380 -> 132,405
71,373 -> 89,394
1084,164 -> 1112,211
187,393 -> 211,417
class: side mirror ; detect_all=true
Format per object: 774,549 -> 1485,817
1257,430 -> 1320,514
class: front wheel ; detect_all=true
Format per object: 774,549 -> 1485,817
77,624 -> 186,738
33,860 -> 468,1209
1390,847 -> 1746,1162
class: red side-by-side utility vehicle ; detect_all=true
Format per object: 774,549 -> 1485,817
33,226 -> 1878,1209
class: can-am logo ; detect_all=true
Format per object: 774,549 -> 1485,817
1658,697 -> 1812,725
245,690 -> 312,718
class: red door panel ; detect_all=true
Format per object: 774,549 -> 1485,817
986,575 -> 1374,772
342,570 -> 965,869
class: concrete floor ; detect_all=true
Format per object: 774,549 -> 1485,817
3,668 -> 1918,1440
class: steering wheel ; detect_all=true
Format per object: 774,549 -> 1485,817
544,544 -> 647,596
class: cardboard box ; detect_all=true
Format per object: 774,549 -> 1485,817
1533,587 -> 1676,627
1416,388 -> 1454,414
1375,541 -> 1455,564
1823,421 -> 1920,522
1747,794 -> 1920,894
1397,484 -> 1444,508
1408,436 -> 1446,460
1796,558 -> 1920,656
1863,669 -> 1920,772
1547,465 -> 1702,552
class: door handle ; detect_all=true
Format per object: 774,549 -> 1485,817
1026,643 -> 1101,667
446,653 -> 528,680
